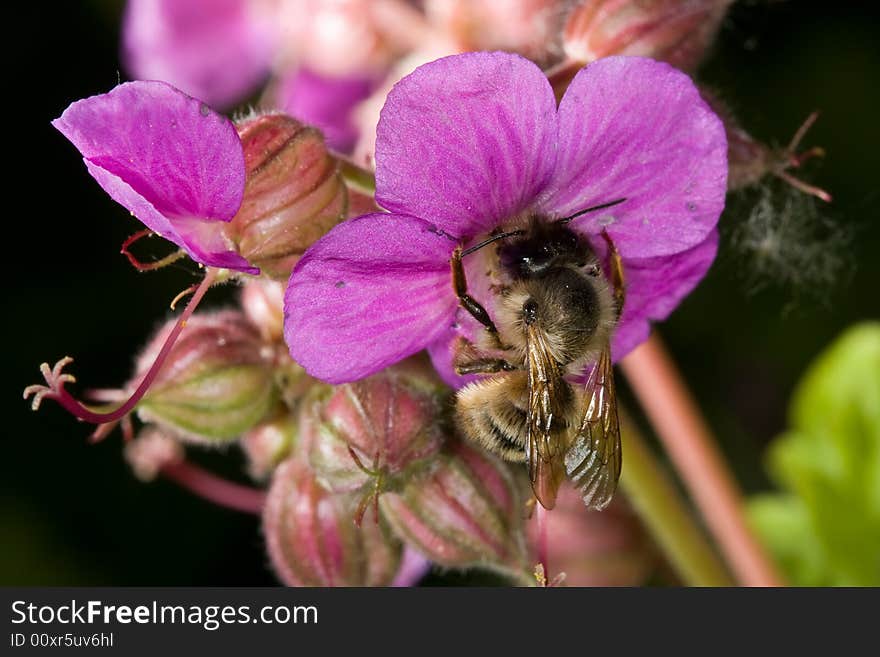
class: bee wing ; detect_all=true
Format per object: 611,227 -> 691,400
525,324 -> 567,510
565,345 -> 622,511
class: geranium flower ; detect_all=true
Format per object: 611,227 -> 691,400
54,80 -> 258,274
122,0 -> 277,108
284,52 -> 727,385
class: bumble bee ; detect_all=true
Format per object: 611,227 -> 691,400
451,199 -> 626,511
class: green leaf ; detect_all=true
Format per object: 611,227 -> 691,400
747,322 -> 880,585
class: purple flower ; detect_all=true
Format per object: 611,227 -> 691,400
273,67 -> 376,153
122,0 -> 276,109
284,53 -> 726,385
53,80 -> 258,274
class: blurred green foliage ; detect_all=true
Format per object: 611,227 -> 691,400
749,323 -> 880,585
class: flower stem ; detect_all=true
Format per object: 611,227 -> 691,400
339,158 -> 377,195
161,460 -> 266,514
120,229 -> 186,271
618,411 -> 732,586
26,268 -> 218,425
775,170 -> 832,203
391,548 -> 431,587
620,333 -> 784,586
535,502 -> 550,583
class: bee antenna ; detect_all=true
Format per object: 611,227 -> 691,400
460,229 -> 526,257
558,198 -> 627,225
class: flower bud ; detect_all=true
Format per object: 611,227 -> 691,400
135,311 -> 276,443
276,0 -> 399,77
304,358 -> 448,496
275,357 -> 320,411
379,440 -> 529,575
528,485 -> 655,586
264,459 -> 402,586
425,0 -> 566,66
240,279 -> 285,343
241,413 -> 298,481
700,89 -> 770,190
700,89 -> 831,201
124,426 -> 184,482
563,0 -> 733,72
226,113 -> 347,280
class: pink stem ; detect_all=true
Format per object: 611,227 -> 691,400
120,229 -> 186,272
620,334 -> 784,586
786,111 -> 820,153
161,460 -> 266,514
536,502 -> 550,584
776,170 -> 833,203
49,269 -> 218,424
391,548 -> 431,587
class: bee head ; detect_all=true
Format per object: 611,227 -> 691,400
498,220 -> 585,278
459,199 -> 625,279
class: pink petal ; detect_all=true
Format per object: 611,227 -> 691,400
611,229 -> 719,361
390,547 -> 431,587
274,67 -> 376,153
284,213 -> 459,384
84,163 -> 255,272
541,57 -> 727,258
375,51 -> 558,240
123,0 -> 275,108
53,80 -> 255,273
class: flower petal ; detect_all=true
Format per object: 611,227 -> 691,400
83,162 -> 256,273
53,80 -> 254,272
541,57 -> 727,258
375,51 -> 558,239
284,213 -> 459,383
122,0 -> 275,108
610,229 -> 719,361
275,67 -> 376,153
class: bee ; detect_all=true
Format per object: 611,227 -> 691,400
451,199 -> 626,511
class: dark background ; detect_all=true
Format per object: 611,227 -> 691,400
4,1 -> 878,585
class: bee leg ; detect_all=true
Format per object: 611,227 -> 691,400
451,246 -> 507,349
456,359 -> 517,375
600,230 -> 626,317
452,336 -> 516,375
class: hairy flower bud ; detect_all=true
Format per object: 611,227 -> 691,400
528,485 -> 655,586
264,459 -> 402,586
241,279 -> 285,343
276,0 -> 399,77
303,358 -> 448,496
563,0 -> 732,72
379,440 -> 529,576
425,0 -> 566,66
701,89 -> 831,201
701,89 -> 772,190
226,113 -> 347,280
135,311 -> 276,443
241,413 -> 298,481
124,426 -> 184,482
